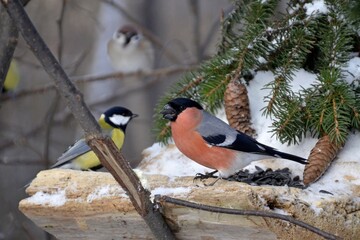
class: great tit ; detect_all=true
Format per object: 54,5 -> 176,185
161,98 -> 307,178
51,106 -> 138,170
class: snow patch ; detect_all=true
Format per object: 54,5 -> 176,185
304,0 -> 329,16
26,190 -> 67,207
87,185 -> 127,203
151,186 -> 191,199
140,142 -> 213,179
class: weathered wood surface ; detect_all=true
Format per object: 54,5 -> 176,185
20,169 -> 359,240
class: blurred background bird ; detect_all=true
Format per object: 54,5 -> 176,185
161,98 -> 307,178
107,24 -> 155,73
3,60 -> 20,93
51,106 -> 137,170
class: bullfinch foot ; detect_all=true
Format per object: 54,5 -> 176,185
227,166 -> 305,188
193,170 -> 221,186
194,170 -> 219,181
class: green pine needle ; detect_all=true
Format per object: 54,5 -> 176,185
154,0 -> 360,147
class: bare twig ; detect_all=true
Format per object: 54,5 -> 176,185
0,111 -> 74,152
43,94 -> 60,168
43,0 -> 66,168
156,195 -> 342,240
201,6 -> 234,57
70,65 -> 196,83
188,0 -> 201,62
89,66 -> 198,108
0,65 -> 197,102
0,157 -> 43,166
57,0 -> 66,63
1,0 -> 175,238
0,124 -> 43,150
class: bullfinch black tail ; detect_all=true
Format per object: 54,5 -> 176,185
253,140 -> 307,164
223,131 -> 308,165
269,149 -> 307,164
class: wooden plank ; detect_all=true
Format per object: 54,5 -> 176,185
19,169 -> 358,239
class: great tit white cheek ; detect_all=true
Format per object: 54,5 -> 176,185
109,115 -> 131,126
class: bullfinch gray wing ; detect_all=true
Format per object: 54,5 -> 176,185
196,111 -> 307,164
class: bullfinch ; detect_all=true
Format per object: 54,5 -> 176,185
161,98 -> 307,178
51,106 -> 138,170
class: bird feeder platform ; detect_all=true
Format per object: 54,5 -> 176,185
19,168 -> 360,239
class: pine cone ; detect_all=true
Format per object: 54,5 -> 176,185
224,79 -> 256,137
303,135 -> 342,186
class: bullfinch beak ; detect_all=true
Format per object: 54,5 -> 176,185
161,104 -> 177,121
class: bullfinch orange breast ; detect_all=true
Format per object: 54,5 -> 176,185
161,98 -> 307,178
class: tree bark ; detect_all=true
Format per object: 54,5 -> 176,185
0,0 -> 175,239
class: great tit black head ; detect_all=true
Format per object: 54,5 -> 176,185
102,106 -> 138,131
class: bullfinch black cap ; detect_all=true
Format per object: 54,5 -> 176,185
161,98 -> 203,121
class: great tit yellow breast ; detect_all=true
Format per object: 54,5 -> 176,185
111,128 -> 125,149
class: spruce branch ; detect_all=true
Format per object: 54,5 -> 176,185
155,0 -> 360,156
270,94 -> 306,145
263,18 -> 315,118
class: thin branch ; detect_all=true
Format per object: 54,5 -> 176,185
0,65 -> 197,102
43,0 -> 66,168
71,65 -> 196,83
0,157 -> 43,166
156,195 -> 342,240
188,0 -> 201,62
43,94 -> 60,168
1,0 -> 175,238
57,0 -> 66,63
89,66 -> 198,108
201,6 -> 234,57
0,111 -> 74,152
0,123 -> 43,150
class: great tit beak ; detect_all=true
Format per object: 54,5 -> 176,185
161,104 -> 177,121
131,113 -> 139,119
